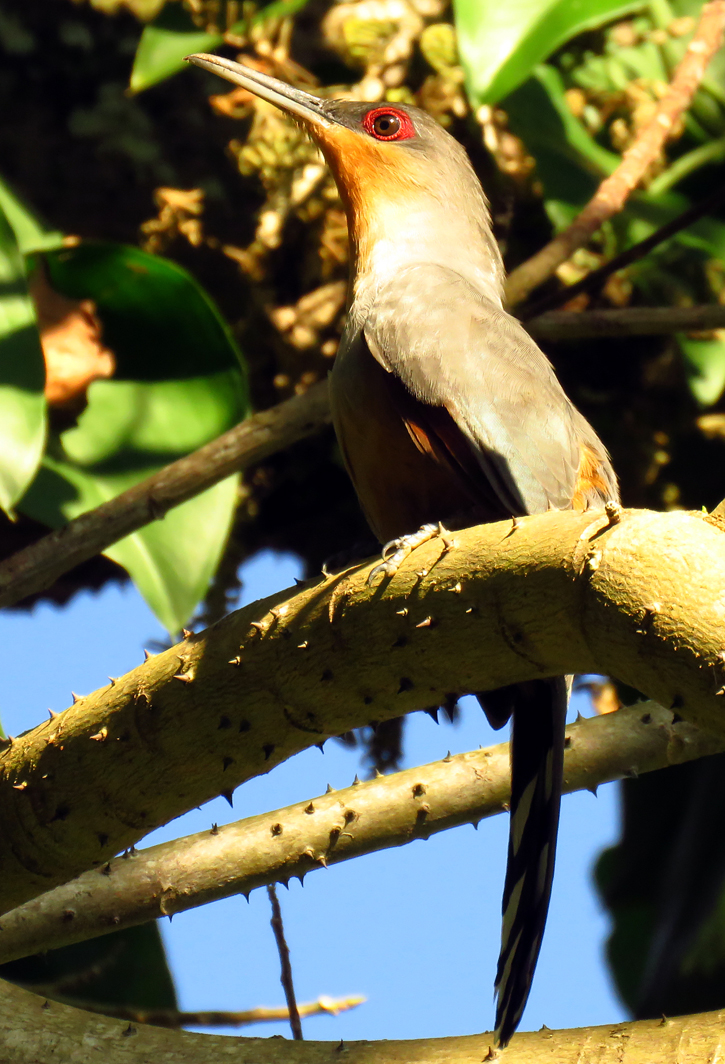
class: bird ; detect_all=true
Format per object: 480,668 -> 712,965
186,52 -> 620,1045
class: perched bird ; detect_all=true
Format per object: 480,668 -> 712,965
186,53 -> 619,1044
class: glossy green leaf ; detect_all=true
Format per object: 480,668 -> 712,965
455,0 -> 644,106
0,205 -> 46,516
130,0 -> 311,94
19,242 -> 249,634
44,242 -> 246,381
0,174 -> 64,254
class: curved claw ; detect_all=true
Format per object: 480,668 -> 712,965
366,523 -> 444,587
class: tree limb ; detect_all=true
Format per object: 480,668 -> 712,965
0,702 -> 721,965
0,379 -> 331,610
504,0 -> 725,307
0,507 -> 724,916
0,977 -> 724,1064
528,304 -> 725,340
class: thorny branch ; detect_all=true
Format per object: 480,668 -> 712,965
504,0 -> 725,307
2,978 -> 725,1064
0,702 -> 720,966
0,507 -> 724,916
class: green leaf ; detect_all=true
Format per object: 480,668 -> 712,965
0,204 -> 46,516
678,334 -> 725,407
19,242 -> 249,634
130,3 -> 223,95
504,65 -> 619,226
130,0 -> 312,94
43,242 -> 246,381
0,174 -> 64,254
0,923 -> 177,1011
454,0 -> 644,106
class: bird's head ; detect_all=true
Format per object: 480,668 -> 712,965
186,54 -> 501,290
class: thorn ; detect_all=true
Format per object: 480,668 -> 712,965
250,620 -> 266,633
222,757 -> 234,771
588,785 -> 599,797
228,656 -> 241,666
210,823 -> 219,835
90,727 -> 108,742
412,783 -> 425,797
318,854 -> 328,868
374,767 -> 384,778
298,641 -> 309,649
424,707 -> 440,724
442,751 -> 452,762
415,616 -> 435,628
271,823 -> 283,836
71,692 -> 82,704
605,500 -> 623,525
316,741 -> 326,752
575,710 -> 584,723
395,608 -> 408,617
352,775 -> 360,786
108,677 -> 117,687
48,708 -> 58,719
182,629 -> 192,638
129,845 -> 137,856
12,781 -> 27,791
102,863 -> 112,876
243,892 -> 250,902
326,783 -> 335,793
173,672 -> 193,684
143,649 -> 154,661
221,789 -> 234,807
305,802 -> 315,814
447,582 -> 462,594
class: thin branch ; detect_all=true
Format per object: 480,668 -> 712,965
504,0 -> 725,307
0,702 -> 721,964
0,379 -> 331,610
528,303 -> 725,340
23,993 -> 363,1030
1,507 -> 724,916
267,884 -> 303,1040
519,185 -> 725,320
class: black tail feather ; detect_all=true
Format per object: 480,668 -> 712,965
493,677 -> 568,1046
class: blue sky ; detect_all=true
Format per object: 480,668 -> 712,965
0,549 -> 628,1042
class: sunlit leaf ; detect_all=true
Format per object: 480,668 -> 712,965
130,0 -> 312,94
0,174 -> 64,254
455,0 -> 644,106
0,204 -> 46,516
678,334 -> 725,407
19,242 -> 249,634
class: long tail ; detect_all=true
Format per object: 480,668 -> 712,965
492,677 -> 568,1046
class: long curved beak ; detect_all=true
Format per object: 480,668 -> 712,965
184,53 -> 332,130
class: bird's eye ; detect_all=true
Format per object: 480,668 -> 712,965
362,106 -> 415,142
373,113 -> 400,137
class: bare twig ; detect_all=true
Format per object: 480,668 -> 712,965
504,0 -> 725,307
528,303 -> 725,340
267,884 -> 303,1040
0,380 -> 331,610
0,702 -> 720,965
27,993 -> 363,1030
519,185 -> 725,320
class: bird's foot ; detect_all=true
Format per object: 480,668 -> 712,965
367,522 -> 449,586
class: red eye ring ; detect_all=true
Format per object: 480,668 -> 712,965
362,106 -> 415,142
